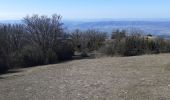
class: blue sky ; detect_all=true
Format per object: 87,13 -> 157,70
0,0 -> 170,20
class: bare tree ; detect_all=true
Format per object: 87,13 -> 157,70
23,14 -> 65,64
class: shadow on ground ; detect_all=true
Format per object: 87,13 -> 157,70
0,55 -> 95,76
0,70 -> 22,76
0,77 -> 4,79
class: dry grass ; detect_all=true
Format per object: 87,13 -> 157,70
1,54 -> 170,100
164,62 -> 170,71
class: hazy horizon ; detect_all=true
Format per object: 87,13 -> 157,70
2,18 -> 170,22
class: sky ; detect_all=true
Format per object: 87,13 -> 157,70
0,0 -> 170,20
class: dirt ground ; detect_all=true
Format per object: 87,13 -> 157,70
1,54 -> 170,100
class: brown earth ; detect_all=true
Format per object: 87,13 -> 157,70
1,54 -> 170,100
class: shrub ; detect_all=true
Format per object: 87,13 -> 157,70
0,24 -> 25,72
111,29 -> 126,40
99,40 -> 115,56
21,45 -> 45,67
57,39 -> 74,61
0,53 -> 9,73
123,35 -> 144,56
99,30 -> 170,57
71,29 -> 107,53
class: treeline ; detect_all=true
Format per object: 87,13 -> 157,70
100,30 -> 170,56
0,14 -> 73,73
1,14 -> 170,73
0,14 -> 107,73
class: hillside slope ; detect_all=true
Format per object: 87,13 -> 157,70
1,54 -> 170,100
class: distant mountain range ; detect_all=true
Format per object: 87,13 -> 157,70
1,19 -> 170,37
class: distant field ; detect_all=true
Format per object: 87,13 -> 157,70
1,54 -> 170,100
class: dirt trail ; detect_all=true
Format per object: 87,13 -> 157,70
1,54 -> 170,100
